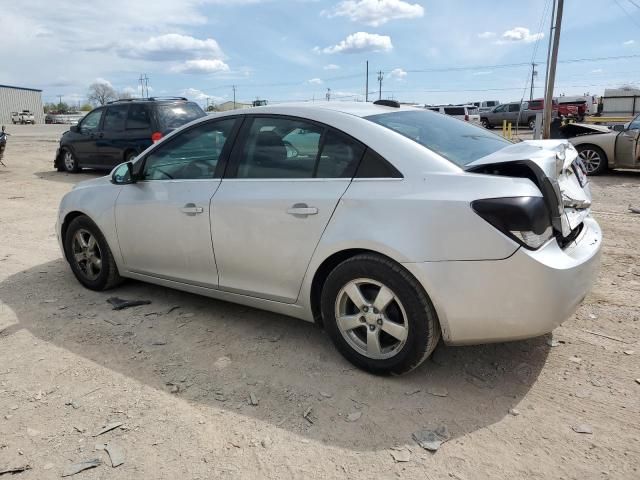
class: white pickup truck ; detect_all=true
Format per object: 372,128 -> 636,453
11,110 -> 35,124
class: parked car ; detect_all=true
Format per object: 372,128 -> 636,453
472,100 -> 500,113
480,100 -> 556,130
57,101 -> 601,375
54,97 -> 206,172
11,110 -> 35,124
425,104 -> 480,124
561,114 -> 640,174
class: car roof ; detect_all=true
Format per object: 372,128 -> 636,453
232,101 -> 421,118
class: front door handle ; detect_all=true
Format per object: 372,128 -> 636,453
181,203 -> 204,216
287,203 -> 318,216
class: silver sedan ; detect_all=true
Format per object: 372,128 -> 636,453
57,102 -> 602,374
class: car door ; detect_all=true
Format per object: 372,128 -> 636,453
72,108 -> 105,165
114,117 -> 241,286
490,104 -> 506,125
99,104 -> 129,168
211,115 -> 365,303
614,114 -> 640,167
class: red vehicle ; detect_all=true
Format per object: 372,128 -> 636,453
526,98 -> 559,112
557,99 -> 588,120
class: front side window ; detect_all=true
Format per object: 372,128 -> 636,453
627,114 -> 640,130
80,108 -> 103,133
236,117 -> 323,179
143,119 -> 236,180
494,105 -> 506,112
366,110 -> 511,168
508,104 -> 520,112
103,105 -> 128,132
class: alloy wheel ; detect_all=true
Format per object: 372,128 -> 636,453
334,278 -> 409,360
579,149 -> 601,174
64,151 -> 76,171
71,229 -> 102,280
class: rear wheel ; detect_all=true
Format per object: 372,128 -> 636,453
528,118 -> 536,130
576,144 -> 607,175
321,254 -> 440,375
61,148 -> 80,173
481,118 -> 492,129
64,215 -> 123,291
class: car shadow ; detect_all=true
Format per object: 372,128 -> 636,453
0,259 -> 550,451
34,170 -> 103,184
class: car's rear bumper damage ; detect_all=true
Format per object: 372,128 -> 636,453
403,216 -> 602,345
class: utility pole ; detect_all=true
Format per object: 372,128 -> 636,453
326,88 -> 331,101
57,94 -> 63,106
232,85 -> 236,109
377,70 -> 383,101
365,60 -> 369,102
138,74 -> 150,98
543,0 -> 563,139
530,63 -> 537,101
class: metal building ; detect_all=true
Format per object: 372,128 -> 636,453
0,84 -> 45,125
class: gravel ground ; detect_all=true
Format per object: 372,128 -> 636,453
0,124 -> 639,479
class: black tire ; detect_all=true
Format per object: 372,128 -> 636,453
64,215 -> 123,291
61,148 -> 80,173
528,118 -> 536,130
481,118 -> 492,129
576,144 -> 608,176
321,253 -> 440,375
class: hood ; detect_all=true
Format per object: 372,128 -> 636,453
73,175 -> 112,190
561,123 -> 613,137
468,140 -> 591,239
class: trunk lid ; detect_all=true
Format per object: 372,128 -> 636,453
467,140 -> 591,239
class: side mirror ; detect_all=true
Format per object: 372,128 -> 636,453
612,124 -> 625,132
69,125 -> 79,133
111,161 -> 137,185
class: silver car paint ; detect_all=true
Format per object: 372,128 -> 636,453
57,102 -> 602,344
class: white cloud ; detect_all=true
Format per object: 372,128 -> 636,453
591,68 -> 603,73
321,32 -> 393,54
388,68 -> 407,80
171,59 -> 230,74
308,78 -> 323,85
93,77 -> 113,87
179,88 -> 225,103
323,64 -> 340,70
472,70 -> 493,76
624,39 -> 635,45
478,31 -> 496,39
117,33 -> 225,61
324,0 -> 424,27
497,27 -> 544,44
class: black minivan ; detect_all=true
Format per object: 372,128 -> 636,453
54,97 -> 206,172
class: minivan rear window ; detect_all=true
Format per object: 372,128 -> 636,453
156,102 -> 206,130
366,110 -> 511,167
443,107 -> 465,115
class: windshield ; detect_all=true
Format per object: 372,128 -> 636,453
156,102 -> 206,130
366,110 -> 511,167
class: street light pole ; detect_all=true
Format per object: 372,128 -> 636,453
377,70 -> 383,101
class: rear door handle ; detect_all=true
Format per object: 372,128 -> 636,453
287,203 -> 318,216
181,203 -> 204,216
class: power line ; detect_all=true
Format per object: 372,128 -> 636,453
614,0 -> 640,31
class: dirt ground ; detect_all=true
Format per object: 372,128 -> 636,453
0,124 -> 639,479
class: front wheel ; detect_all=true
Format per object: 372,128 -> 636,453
576,145 -> 607,175
64,215 -> 123,291
61,148 -> 80,173
321,254 -> 440,375
481,118 -> 491,129
528,118 -> 536,130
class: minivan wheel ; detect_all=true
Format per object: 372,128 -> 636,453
321,254 -> 440,375
64,215 -> 123,291
62,148 -> 80,173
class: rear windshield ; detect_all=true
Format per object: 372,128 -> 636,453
443,107 -> 465,115
156,102 -> 206,130
366,110 -> 511,167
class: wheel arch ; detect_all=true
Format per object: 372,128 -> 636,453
60,211 -> 90,257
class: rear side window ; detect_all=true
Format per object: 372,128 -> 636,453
508,104 -> 520,112
316,130 -> 365,178
126,104 -> 151,130
444,107 -> 465,115
355,149 -> 402,178
529,101 -> 542,109
103,105 -> 128,131
366,110 -> 511,167
156,102 -> 206,130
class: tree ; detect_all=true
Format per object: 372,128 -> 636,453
88,81 -> 117,105
118,90 -> 133,100
80,103 -> 93,111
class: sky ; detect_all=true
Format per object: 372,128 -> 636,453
2,0 -> 640,107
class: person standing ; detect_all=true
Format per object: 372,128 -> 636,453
0,126 -> 9,166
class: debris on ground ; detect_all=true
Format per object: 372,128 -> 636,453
248,393 -> 259,406
582,329 -> 628,343
169,384 -> 180,394
260,437 -> 272,448
389,447 -> 410,463
346,411 -> 362,422
0,464 -> 31,476
629,204 -> 640,214
413,425 -> 450,452
103,443 -> 125,468
214,356 -> 232,370
93,422 -> 123,437
319,391 -> 333,398
572,424 -> 593,434
569,356 -> 582,364
303,406 -> 314,424
427,387 -> 448,397
546,338 -> 560,347
62,459 -> 101,477
404,388 -> 421,396
623,350 -> 634,355
508,408 -> 521,416
107,297 -> 151,311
